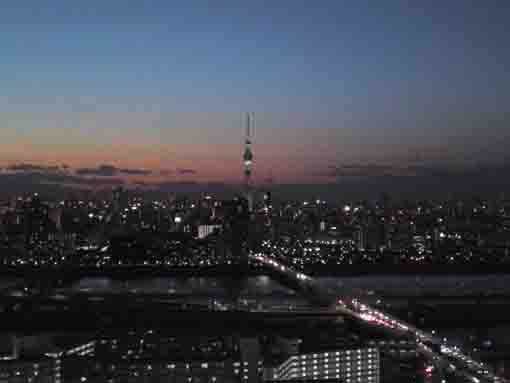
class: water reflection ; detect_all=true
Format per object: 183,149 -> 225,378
72,274 -> 510,297
72,276 -> 295,296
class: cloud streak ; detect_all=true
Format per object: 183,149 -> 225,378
75,164 -> 152,177
324,164 -> 397,178
6,163 -> 63,173
118,168 -> 152,176
76,165 -> 117,177
322,163 -> 459,179
177,168 -> 197,175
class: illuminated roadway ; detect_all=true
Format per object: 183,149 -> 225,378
250,252 -> 507,383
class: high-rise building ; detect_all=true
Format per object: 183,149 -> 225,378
48,206 -> 62,232
198,223 -> 222,239
356,226 -> 366,251
265,347 -> 380,382
263,191 -> 272,211
23,194 -> 50,245
108,186 -> 129,232
112,186 -> 128,215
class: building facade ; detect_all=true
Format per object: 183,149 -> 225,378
266,347 -> 380,383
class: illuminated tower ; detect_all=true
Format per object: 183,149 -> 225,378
243,112 -> 254,212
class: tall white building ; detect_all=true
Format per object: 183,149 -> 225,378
198,224 -> 222,239
266,347 -> 380,383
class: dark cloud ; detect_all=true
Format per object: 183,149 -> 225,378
132,181 -> 159,190
177,168 -> 197,175
325,164 -> 396,178
75,165 -> 151,177
55,176 -> 124,186
7,163 -> 62,173
76,164 -> 118,177
119,168 -> 152,176
3,163 -> 127,189
322,163 -> 460,179
33,172 -> 124,186
162,168 -> 200,177
0,172 -> 124,197
404,165 -> 452,177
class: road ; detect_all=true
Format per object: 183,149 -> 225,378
251,252 -> 507,383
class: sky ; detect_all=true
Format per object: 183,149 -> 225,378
1,0 -> 510,185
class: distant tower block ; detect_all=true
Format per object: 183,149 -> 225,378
243,112 -> 255,212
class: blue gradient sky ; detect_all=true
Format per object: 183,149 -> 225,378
1,1 -> 509,182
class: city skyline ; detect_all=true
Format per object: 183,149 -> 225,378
3,4 -> 510,380
2,1 -> 510,185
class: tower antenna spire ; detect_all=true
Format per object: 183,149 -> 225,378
246,112 -> 251,140
250,112 -> 255,139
